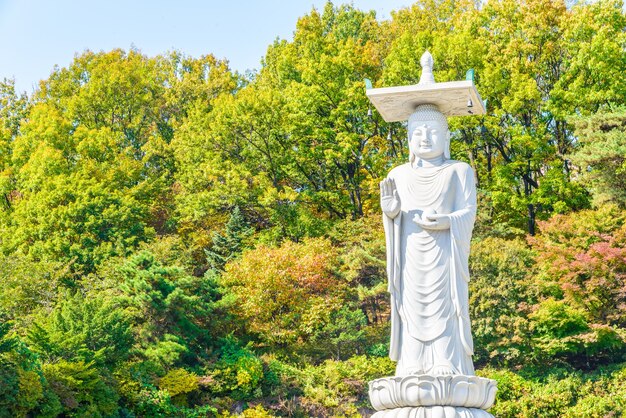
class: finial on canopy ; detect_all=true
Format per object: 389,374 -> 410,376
419,51 -> 435,85
365,50 -> 486,121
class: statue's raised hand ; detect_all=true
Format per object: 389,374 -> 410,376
380,178 -> 401,218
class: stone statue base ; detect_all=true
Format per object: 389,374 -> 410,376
371,406 -> 493,418
369,375 -> 496,418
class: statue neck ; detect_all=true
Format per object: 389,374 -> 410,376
413,154 -> 446,168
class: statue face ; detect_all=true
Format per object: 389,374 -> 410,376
409,119 -> 448,159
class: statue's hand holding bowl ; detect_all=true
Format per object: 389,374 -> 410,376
380,178 -> 401,217
414,212 -> 451,231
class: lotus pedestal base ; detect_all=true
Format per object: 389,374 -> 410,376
368,375 -> 496,418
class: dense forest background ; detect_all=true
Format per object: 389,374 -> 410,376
0,0 -> 625,416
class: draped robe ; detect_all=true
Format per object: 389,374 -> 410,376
383,160 -> 476,376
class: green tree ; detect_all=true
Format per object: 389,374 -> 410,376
192,3 -> 391,231
382,0 -> 604,235
569,108 -> 626,207
269,3 -> 389,220
42,359 -> 118,417
96,249 -> 219,359
469,237 -> 535,366
550,0 -> 626,118
170,93 -> 262,252
205,206 -> 254,271
0,255 -> 63,325
2,50 -> 167,277
27,292 -> 133,367
0,79 -> 29,214
0,317 -> 62,418
0,49 -> 239,278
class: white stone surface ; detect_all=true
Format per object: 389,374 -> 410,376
369,375 -> 497,410
366,81 -> 485,122
380,104 -> 476,377
371,406 -> 494,418
365,51 -> 485,121
369,53 -> 496,417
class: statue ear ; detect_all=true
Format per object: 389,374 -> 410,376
445,131 -> 451,159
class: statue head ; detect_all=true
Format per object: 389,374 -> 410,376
407,104 -> 450,164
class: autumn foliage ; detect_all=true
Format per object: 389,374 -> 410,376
221,238 -> 343,347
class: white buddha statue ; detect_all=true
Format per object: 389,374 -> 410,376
380,103 -> 477,377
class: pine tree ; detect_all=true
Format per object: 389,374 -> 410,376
0,317 -> 16,354
205,206 -> 253,271
569,109 -> 626,208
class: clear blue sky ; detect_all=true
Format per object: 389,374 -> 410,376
0,0 -> 411,94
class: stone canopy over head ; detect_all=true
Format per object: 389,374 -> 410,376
365,51 -> 486,121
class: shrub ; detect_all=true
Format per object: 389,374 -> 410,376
159,368 -> 199,405
43,360 -> 118,417
300,355 -> 394,416
207,339 -> 264,400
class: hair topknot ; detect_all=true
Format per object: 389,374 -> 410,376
407,104 -> 448,132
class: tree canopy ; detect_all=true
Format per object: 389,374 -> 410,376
0,1 -> 625,416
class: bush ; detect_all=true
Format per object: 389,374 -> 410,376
480,364 -> 626,418
478,368 -> 532,417
300,355 -> 394,416
226,404 -> 278,418
518,375 -> 580,418
43,360 -> 119,417
220,238 -> 345,355
259,354 -> 303,398
159,368 -> 199,405
207,339 -> 264,400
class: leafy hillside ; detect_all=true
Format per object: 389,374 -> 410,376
0,1 -> 625,417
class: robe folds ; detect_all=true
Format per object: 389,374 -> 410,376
383,160 -> 477,376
